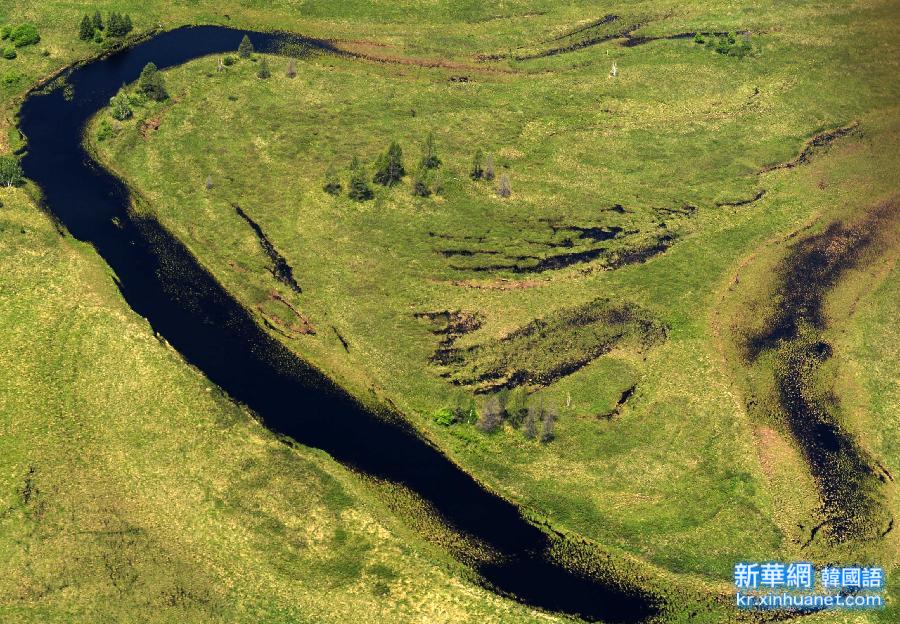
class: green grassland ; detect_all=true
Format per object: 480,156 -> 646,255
1,0 -> 898,622
0,188 -> 562,623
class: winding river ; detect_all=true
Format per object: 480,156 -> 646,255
18,26 -> 657,622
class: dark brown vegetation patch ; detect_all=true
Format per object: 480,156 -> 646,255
432,298 -> 666,392
743,200 -> 898,543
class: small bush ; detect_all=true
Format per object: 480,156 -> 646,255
1,70 -> 22,86
433,407 -> 455,426
256,58 -> 270,79
2,47 -> 16,60
96,120 -> 116,142
223,55 -> 236,66
109,91 -> 132,120
10,24 -> 40,48
0,26 -> 10,40
0,155 -> 24,187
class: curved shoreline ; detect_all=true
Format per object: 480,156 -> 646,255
17,25 -> 659,623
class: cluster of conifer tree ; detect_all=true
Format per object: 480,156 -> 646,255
435,388 -> 555,442
324,135 -> 512,200
79,11 -> 133,42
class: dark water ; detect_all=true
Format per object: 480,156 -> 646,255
18,26 -> 657,622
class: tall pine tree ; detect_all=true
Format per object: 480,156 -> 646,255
238,35 -> 253,58
347,156 -> 373,201
78,16 -> 94,41
373,142 -> 405,187
138,62 -> 168,101
420,132 -> 440,169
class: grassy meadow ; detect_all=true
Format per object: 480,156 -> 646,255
0,187 -> 564,623
1,0 -> 898,622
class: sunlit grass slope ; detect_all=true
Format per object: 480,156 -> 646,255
88,0 -> 898,592
0,188 -> 560,623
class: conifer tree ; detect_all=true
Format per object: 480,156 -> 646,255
484,154 -> 495,181
420,131 -> 440,170
79,16 -> 94,41
323,163 -> 342,195
138,62 -> 168,101
238,35 -> 253,59
92,11 -> 103,31
257,57 -> 271,79
497,173 -> 511,198
347,156 -> 373,201
411,166 -> 431,197
107,13 -> 122,37
470,148 -> 483,180
373,141 -> 405,187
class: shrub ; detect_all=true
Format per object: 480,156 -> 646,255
238,35 -> 253,59
477,395 -> 503,433
0,26 -> 10,40
223,55 -> 236,66
2,47 -> 16,60
256,58 -> 270,79
0,155 -> 23,187
96,120 -> 116,142
127,91 -> 147,107
109,91 -> 132,120
2,70 -> 22,86
373,141 -> 405,186
11,24 -> 40,48
433,407 -> 455,426
693,33 -> 705,44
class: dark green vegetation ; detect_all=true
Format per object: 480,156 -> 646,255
432,298 -> 666,392
77,11 -> 133,42
1,0 -> 899,622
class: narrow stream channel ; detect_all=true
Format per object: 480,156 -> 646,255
18,26 -> 657,623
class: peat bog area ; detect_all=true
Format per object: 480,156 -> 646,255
17,26 -> 660,623
745,200 -> 898,543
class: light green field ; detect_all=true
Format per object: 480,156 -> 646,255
0,188 -> 563,623
2,0 -> 899,622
